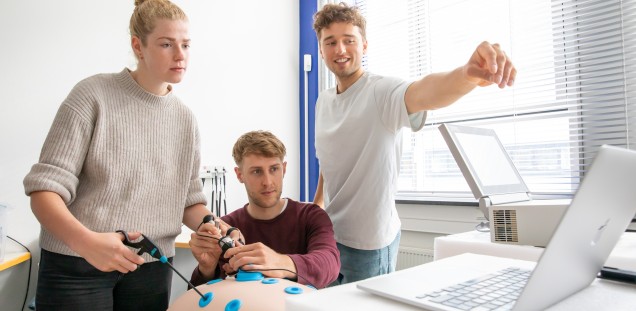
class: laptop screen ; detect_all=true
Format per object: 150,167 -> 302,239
438,123 -> 529,199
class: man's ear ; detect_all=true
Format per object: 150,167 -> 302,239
282,161 -> 287,176
234,166 -> 244,183
362,39 -> 368,55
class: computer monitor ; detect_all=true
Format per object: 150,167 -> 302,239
438,123 -> 530,201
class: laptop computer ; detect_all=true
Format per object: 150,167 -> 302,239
357,145 -> 636,310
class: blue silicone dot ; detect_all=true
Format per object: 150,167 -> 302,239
159,256 -> 168,263
198,292 -> 213,307
206,278 -> 223,285
225,299 -> 242,311
284,286 -> 303,295
262,278 -> 279,284
235,269 -> 264,282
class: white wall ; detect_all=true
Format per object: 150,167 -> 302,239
0,1 -> 299,308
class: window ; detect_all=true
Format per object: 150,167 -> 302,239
320,0 -> 636,201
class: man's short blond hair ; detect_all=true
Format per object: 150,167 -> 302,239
232,131 -> 286,166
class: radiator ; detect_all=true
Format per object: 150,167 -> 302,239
396,247 -> 434,270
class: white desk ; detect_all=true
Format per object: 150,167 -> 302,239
434,230 -> 636,271
286,253 -> 636,310
0,241 -> 31,311
175,226 -> 194,249
0,248 -> 30,271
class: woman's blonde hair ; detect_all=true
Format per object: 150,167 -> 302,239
129,0 -> 188,45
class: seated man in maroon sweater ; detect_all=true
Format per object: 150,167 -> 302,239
189,130 -> 340,289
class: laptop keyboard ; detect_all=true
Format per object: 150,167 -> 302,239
416,267 -> 531,311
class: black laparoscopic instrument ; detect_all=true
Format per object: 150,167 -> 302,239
117,230 -> 212,305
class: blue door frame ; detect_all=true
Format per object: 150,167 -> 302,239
299,0 -> 320,202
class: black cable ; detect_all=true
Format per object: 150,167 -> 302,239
197,215 -> 214,231
7,235 -> 32,311
195,232 -> 222,242
197,228 -> 245,246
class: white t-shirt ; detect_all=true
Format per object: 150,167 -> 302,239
315,72 -> 426,250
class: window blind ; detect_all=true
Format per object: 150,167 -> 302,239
318,0 -> 636,200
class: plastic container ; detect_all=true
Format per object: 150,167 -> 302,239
0,202 -> 9,262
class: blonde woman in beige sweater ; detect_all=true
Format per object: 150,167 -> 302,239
23,1 -> 213,309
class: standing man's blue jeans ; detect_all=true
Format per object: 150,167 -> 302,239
332,230 -> 401,285
36,248 -> 173,311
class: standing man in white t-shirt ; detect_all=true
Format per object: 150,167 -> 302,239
312,3 -> 516,285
